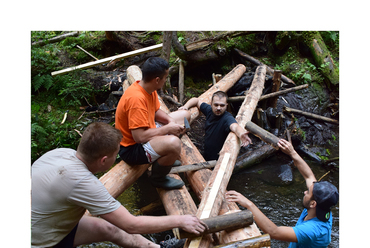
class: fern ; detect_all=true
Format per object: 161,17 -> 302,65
31,123 -> 48,136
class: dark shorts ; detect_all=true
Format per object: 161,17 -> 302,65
119,144 -> 149,165
53,224 -> 78,248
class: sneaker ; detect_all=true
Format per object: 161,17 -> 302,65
159,235 -> 186,248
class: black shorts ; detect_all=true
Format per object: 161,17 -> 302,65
53,224 -> 78,248
119,144 -> 149,165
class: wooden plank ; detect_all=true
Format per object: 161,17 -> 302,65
51,43 -> 163,76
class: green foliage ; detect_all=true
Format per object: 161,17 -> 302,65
274,49 -> 324,85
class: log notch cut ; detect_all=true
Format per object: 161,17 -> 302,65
187,65 -> 267,248
212,234 -> 271,248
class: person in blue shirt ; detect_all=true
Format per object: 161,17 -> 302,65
179,91 -> 251,161
226,139 -> 339,247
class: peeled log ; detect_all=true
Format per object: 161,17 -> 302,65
174,210 -> 253,239
188,65 -> 266,248
213,234 -> 271,248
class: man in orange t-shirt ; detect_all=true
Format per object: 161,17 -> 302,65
115,57 -> 190,190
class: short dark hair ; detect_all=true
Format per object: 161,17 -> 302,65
77,122 -> 122,163
141,57 -> 169,82
211,91 -> 228,102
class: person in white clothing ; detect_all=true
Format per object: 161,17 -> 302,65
31,122 -> 207,248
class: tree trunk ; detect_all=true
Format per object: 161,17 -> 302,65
179,60 -> 185,104
234,48 -> 295,86
268,70 -> 282,108
301,31 -> 339,86
174,210 -> 253,239
161,31 -> 173,61
187,66 -> 266,248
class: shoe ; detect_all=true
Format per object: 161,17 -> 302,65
159,235 -> 186,248
150,161 -> 184,190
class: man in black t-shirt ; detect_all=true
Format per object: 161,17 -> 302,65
179,91 -> 251,160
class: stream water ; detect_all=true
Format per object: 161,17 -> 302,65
78,145 -> 339,248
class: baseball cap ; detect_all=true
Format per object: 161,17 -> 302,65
313,181 -> 339,222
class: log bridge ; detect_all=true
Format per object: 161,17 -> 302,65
94,64 -> 272,247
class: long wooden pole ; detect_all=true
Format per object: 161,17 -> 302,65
283,106 -> 339,124
188,65 -> 266,248
228,84 -> 309,102
245,121 -> 280,150
51,43 -> 163,76
234,48 -> 295,85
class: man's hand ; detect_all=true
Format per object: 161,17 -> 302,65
179,215 -> 208,234
240,131 -> 252,147
165,122 -> 186,137
277,139 -> 297,157
225,190 -> 254,209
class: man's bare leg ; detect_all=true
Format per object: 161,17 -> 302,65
74,215 -> 159,248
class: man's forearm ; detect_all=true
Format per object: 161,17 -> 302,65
290,151 -> 317,186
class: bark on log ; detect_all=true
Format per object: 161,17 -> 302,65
179,60 -> 185,104
268,70 -> 282,108
245,121 -> 280,150
283,106 -> 339,124
161,31 -> 173,61
233,144 -> 278,174
170,160 -> 217,174
51,43 -> 163,76
174,210 -> 253,239
301,31 -> 339,86
32,31 -> 79,46
188,65 -> 266,248
234,48 -> 295,85
172,32 -> 219,62
228,84 -> 309,102
185,31 -> 256,52
213,234 -> 271,248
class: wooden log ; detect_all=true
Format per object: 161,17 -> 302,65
51,43 -> 163,76
32,31 -> 79,46
233,144 -> 278,174
268,70 -> 282,108
188,66 -> 266,248
213,234 -> 271,248
245,121 -> 280,150
228,83 -> 309,102
301,31 -> 339,86
179,60 -> 185,104
234,48 -> 295,85
174,210 -> 253,239
170,160 -> 217,174
283,106 -> 339,124
126,65 -> 142,85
